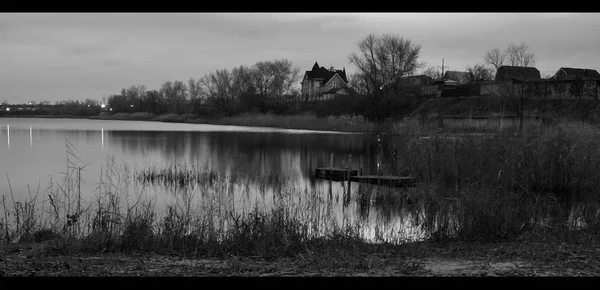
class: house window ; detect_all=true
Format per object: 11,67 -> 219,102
333,82 -> 339,88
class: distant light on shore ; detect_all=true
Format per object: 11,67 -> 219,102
100,104 -> 106,108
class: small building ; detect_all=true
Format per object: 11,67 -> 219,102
301,62 -> 350,101
482,65 -> 599,99
398,75 -> 434,87
551,67 -> 600,81
383,75 -> 435,97
443,71 -> 470,85
494,66 -> 541,82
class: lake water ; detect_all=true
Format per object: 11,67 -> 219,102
0,117 -> 426,243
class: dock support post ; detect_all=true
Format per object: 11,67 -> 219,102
359,155 -> 363,176
329,152 -> 333,199
347,154 -> 352,201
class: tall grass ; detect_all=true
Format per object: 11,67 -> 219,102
389,118 -> 600,241
1,145 -> 405,258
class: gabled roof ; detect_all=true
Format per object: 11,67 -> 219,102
443,71 -> 470,84
404,74 -> 433,81
304,61 -> 349,84
495,66 -> 541,82
554,67 -> 600,80
397,74 -> 434,86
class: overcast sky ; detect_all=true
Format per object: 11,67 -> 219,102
1,12 -> 600,104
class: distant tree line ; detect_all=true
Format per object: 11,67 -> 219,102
107,59 -> 305,117
0,99 -> 102,116
1,36 -> 541,123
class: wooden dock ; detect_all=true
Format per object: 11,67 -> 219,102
315,153 -> 418,188
315,167 -> 358,181
315,167 -> 419,188
350,175 -> 419,188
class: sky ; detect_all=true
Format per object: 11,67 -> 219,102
1,12 -> 600,104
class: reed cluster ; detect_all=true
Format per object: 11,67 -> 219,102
389,119 -> 600,241
1,150 -> 397,258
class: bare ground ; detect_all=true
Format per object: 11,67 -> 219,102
2,239 -> 600,277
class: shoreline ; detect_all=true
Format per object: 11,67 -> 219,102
0,113 -> 384,134
1,237 -> 597,277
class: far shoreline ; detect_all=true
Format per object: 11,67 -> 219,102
0,113 -> 383,134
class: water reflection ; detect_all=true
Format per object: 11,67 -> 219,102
0,118 -> 422,243
102,130 -> 392,179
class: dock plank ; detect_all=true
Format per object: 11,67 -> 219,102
350,175 -> 419,187
315,167 -> 358,181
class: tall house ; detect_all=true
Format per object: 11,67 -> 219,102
301,62 -> 350,101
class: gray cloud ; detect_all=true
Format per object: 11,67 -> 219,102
1,13 -> 599,103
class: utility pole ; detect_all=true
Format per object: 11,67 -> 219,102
438,59 -> 449,80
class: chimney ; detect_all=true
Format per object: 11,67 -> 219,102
329,66 -> 335,72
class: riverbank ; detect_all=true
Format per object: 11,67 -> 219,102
0,112 -> 383,133
7,97 -> 600,135
2,236 -> 599,277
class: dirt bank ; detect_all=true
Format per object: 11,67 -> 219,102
2,239 -> 599,277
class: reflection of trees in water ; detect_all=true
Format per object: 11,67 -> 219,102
104,131 -> 392,180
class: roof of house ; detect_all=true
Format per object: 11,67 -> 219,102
404,74 -> 433,81
443,71 -> 470,84
396,74 -> 434,87
555,67 -> 600,80
304,61 -> 349,84
495,66 -> 541,82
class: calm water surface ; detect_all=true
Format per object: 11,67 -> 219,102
0,117 -> 425,242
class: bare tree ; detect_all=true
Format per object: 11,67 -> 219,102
143,89 -> 163,115
347,72 -> 370,96
160,80 -> 187,114
420,65 -> 439,80
484,48 -> 505,70
274,59 -> 301,97
230,65 -> 255,97
120,84 -> 147,112
188,77 -> 203,114
484,42 -> 535,69
251,61 -> 274,107
249,59 -> 301,107
505,42 -> 535,67
199,69 -> 238,115
466,63 -> 494,84
348,33 -> 422,121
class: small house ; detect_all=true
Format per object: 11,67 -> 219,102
551,67 -> 600,81
443,71 -> 470,85
494,66 -> 541,83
